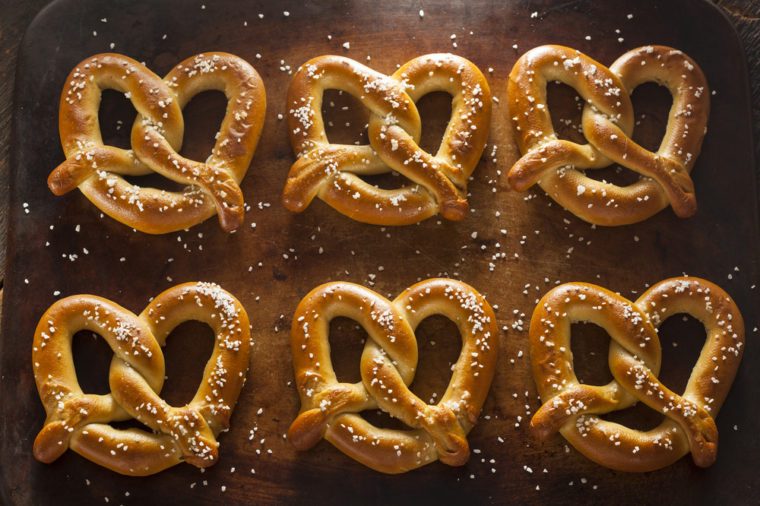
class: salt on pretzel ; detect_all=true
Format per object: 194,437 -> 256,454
32,282 -> 251,476
529,277 -> 744,471
283,54 -> 491,225
287,279 -> 498,473
507,45 -> 709,226
48,52 -> 266,234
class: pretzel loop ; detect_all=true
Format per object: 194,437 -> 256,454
529,277 -> 744,472
32,282 -> 251,476
508,45 -> 709,226
283,54 -> 491,225
49,52 -> 266,234
288,279 -> 498,473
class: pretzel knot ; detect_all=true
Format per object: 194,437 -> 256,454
529,277 -> 744,472
507,45 -> 710,226
48,52 -> 266,234
287,279 -> 498,473
282,54 -> 492,225
32,282 -> 251,476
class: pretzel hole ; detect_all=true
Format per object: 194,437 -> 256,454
177,90 -> 227,163
569,323 -> 613,386
328,317 -> 367,384
630,82 -> 671,153
121,173 -> 186,192
547,82 -> 585,145
72,330 -> 113,395
160,321 -> 215,406
409,315 -> 460,405
363,408 -> 408,430
416,91 -> 453,156
98,90 -> 135,150
602,400 -> 666,431
322,90 -> 369,145
656,313 -> 706,394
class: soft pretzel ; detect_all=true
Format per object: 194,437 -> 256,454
32,282 -> 251,476
287,279 -> 498,473
282,54 -> 491,225
507,45 -> 709,226
529,277 -> 744,471
49,52 -> 266,234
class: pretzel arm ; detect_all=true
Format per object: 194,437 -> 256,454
583,112 -> 697,218
288,384 -> 374,451
70,424 -> 182,476
561,416 -> 691,472
130,128 -> 245,232
48,145 -> 151,195
362,279 -> 498,466
282,144 -> 381,212
507,139 -> 602,191
326,414 -> 439,474
323,171 -> 439,225
530,384 -> 627,441
369,124 -> 468,220
78,175 -> 215,234
611,355 -> 718,467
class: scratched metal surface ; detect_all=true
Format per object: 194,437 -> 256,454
1,0 -> 759,504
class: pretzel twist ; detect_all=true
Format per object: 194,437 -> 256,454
529,277 -> 744,472
282,54 -> 492,225
49,52 -> 266,234
287,279 -> 498,473
32,282 -> 251,476
508,45 -> 709,226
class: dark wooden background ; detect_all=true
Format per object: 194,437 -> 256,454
0,1 -> 758,505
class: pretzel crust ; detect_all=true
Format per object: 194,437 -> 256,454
32,282 -> 251,476
49,52 -> 266,234
507,45 -> 709,226
287,279 -> 498,473
529,277 -> 744,472
283,54 -> 491,225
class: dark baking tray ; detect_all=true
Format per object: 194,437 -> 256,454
2,0 -> 758,504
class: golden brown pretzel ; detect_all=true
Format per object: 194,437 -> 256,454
49,52 -> 266,234
287,279 -> 498,473
529,277 -> 744,472
508,45 -> 709,226
282,54 -> 491,225
32,282 -> 251,476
